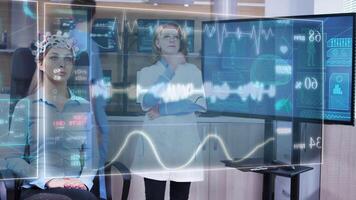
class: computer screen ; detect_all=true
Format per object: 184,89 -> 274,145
137,19 -> 194,52
60,18 -> 76,33
202,14 -> 355,124
91,18 -> 119,52
308,14 -> 354,124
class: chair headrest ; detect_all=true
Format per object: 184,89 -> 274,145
11,48 -> 36,80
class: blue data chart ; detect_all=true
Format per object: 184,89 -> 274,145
91,18 -> 119,52
319,16 -> 353,123
203,18 -> 323,120
60,18 -> 76,33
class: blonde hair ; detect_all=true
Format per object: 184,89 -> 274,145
152,22 -> 188,62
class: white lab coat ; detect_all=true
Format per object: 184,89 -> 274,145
132,61 -> 206,182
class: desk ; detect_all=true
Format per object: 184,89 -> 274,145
223,159 -> 313,200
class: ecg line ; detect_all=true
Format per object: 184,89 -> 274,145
204,21 -> 274,55
124,19 -> 193,35
123,19 -> 274,56
101,130 -> 274,170
91,80 -> 276,103
114,14 -> 275,54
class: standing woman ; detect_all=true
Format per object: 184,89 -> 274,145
135,23 -> 206,200
8,32 -> 99,200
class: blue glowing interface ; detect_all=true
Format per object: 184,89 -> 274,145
137,19 -> 194,52
60,18 -> 76,33
203,15 -> 354,123
91,18 -> 119,52
317,16 -> 353,123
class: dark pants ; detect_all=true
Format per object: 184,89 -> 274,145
20,188 -> 98,200
144,178 -> 191,200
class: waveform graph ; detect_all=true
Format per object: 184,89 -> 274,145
101,121 -> 275,173
91,80 -> 196,102
204,81 -> 276,107
236,82 -> 276,102
203,20 -> 292,116
204,82 -> 230,104
139,81 -> 276,104
206,121 -> 275,169
90,73 -> 281,124
203,20 -> 275,56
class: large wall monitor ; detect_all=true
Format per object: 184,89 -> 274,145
202,14 -> 354,125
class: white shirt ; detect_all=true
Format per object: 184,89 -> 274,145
133,61 -> 206,182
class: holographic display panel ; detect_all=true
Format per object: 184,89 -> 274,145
203,15 -> 354,124
91,18 -> 119,52
315,15 -> 354,123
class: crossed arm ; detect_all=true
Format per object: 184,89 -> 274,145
141,65 -> 206,119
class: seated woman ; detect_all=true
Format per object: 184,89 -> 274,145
9,31 -> 99,200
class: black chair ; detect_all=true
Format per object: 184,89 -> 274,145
0,163 -> 131,200
9,48 -> 36,122
1,47 -> 37,200
0,48 -> 131,200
